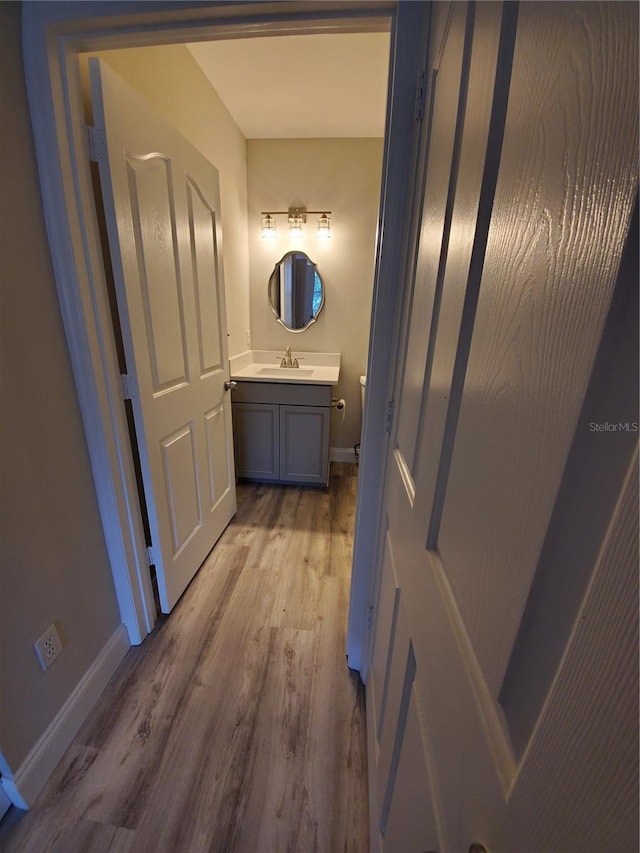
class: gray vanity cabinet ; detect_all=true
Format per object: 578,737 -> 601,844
231,381 -> 331,485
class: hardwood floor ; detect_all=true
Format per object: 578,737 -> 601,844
1,463 -> 369,853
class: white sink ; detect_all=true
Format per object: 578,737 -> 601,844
229,351 -> 340,385
257,367 -> 314,378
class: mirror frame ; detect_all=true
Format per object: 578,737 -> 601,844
268,250 -> 325,333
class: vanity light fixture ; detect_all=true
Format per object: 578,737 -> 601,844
260,206 -> 332,239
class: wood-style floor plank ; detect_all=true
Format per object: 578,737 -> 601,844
229,627 -> 316,853
1,464 -> 368,853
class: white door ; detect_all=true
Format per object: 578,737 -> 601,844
90,59 -> 236,613
367,2 -> 638,851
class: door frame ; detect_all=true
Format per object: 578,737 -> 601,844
22,0 -> 427,657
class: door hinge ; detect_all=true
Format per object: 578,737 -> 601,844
146,546 -> 158,567
414,68 -> 427,121
86,125 -> 106,163
367,606 -> 374,629
384,399 -> 395,435
120,373 -> 135,401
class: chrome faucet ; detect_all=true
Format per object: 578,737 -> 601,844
280,346 -> 299,368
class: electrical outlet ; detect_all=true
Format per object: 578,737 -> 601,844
34,624 -> 63,670
245,329 -> 251,347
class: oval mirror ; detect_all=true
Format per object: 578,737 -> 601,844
268,251 -> 324,332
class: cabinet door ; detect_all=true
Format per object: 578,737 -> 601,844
232,403 -> 280,481
279,405 -> 330,485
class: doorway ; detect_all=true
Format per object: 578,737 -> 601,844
22,2 -> 427,656
83,31 -> 390,621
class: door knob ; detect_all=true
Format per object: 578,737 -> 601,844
224,380 -> 237,391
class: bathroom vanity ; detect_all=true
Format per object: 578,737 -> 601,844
229,351 -> 340,486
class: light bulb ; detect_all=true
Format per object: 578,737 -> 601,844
317,213 -> 331,239
261,214 -> 277,239
288,213 -> 304,238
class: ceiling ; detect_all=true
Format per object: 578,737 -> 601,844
186,32 -> 391,139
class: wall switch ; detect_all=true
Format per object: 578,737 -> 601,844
34,624 -> 63,670
245,329 -> 251,347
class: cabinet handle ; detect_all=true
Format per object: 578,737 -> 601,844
224,380 -> 237,391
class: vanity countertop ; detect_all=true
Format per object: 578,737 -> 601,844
229,350 -> 340,385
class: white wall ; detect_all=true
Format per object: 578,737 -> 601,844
247,138 -> 384,449
93,44 -> 252,360
0,1 -> 121,774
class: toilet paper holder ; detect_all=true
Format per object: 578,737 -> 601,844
331,397 -> 346,422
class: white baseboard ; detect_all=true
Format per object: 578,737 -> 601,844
330,446 -> 358,464
1,624 -> 129,810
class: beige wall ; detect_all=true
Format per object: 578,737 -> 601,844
247,138 -> 383,449
0,2 -> 120,772
94,44 -> 251,359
